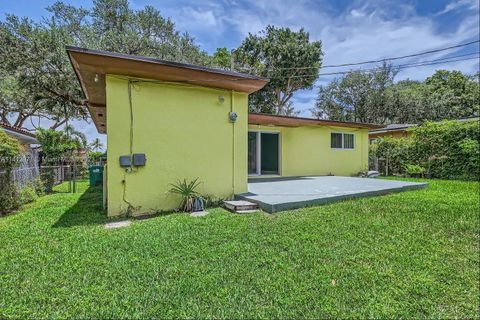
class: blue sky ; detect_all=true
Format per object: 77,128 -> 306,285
1,0 -> 479,148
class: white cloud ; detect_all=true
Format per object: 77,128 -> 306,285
17,0 -> 479,141
210,0 -> 479,114
436,0 -> 480,16
182,8 -> 219,28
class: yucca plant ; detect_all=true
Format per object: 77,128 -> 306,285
168,178 -> 202,212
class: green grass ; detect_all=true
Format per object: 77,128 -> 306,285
0,179 -> 478,318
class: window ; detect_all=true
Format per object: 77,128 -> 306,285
331,133 -> 343,148
344,134 -> 354,149
331,132 -> 355,149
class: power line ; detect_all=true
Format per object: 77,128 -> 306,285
258,40 -> 480,71
266,54 -> 480,79
109,53 -> 478,85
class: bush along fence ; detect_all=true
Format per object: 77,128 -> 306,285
0,131 -> 43,215
370,120 -> 480,180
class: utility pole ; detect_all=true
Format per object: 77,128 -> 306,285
230,49 -> 237,72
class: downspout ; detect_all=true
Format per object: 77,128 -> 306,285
231,90 -> 235,197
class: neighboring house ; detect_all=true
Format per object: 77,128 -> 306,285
369,117 -> 479,143
67,46 -> 382,216
368,124 -> 417,143
0,122 -> 38,147
0,122 -> 39,188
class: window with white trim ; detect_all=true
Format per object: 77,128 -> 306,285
331,132 -> 355,149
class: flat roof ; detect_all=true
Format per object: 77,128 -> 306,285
369,123 -> 417,134
66,46 -> 269,134
248,113 -> 383,129
369,117 -> 480,134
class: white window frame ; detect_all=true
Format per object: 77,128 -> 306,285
331,132 -> 355,150
248,130 -> 281,176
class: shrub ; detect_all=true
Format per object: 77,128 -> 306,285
20,185 -> 38,204
370,120 -> 480,180
404,164 -> 425,177
33,178 -> 45,197
0,131 -> 22,170
202,194 -> 225,208
168,178 -> 201,212
0,180 -> 21,215
88,151 -> 104,165
369,137 -> 410,176
0,131 -> 23,215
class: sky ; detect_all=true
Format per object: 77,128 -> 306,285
1,0 -> 479,150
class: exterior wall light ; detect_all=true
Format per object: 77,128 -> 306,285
218,95 -> 225,104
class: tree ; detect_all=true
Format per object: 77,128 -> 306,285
422,70 -> 479,120
89,138 -> 105,152
313,63 -> 397,123
384,80 -> 426,123
211,48 -> 232,70
36,128 -> 82,192
236,26 -> 323,115
0,0 -> 211,130
0,14 -> 87,129
312,67 -> 479,124
64,124 -> 87,149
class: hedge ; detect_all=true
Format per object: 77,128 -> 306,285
370,120 -> 479,180
0,131 -> 23,214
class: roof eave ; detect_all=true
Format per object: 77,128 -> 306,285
66,46 -> 269,134
248,113 -> 384,130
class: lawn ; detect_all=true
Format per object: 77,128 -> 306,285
0,179 -> 478,318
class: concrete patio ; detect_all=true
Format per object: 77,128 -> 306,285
236,176 -> 428,213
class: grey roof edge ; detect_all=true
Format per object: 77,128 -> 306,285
65,45 -> 269,82
369,124 -> 417,133
249,112 -> 384,129
369,118 -> 480,133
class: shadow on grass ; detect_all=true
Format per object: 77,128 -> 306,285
53,186 -> 107,228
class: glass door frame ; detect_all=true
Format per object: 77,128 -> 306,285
248,130 -> 281,176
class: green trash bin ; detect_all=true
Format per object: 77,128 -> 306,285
88,166 -> 104,187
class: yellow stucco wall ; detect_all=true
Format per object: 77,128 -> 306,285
248,124 -> 369,177
106,76 -> 248,216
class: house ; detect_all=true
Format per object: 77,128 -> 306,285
0,122 -> 38,147
0,122 -> 40,188
67,46 -> 381,216
369,117 -> 479,143
368,123 -> 416,143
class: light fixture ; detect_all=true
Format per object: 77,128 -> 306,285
94,74 -> 99,83
218,95 -> 225,104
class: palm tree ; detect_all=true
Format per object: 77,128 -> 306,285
64,124 -> 87,149
89,138 -> 105,152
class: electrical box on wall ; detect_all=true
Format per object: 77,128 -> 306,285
119,153 -> 146,167
133,153 -> 146,166
119,155 -> 131,167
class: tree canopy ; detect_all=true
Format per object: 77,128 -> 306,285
235,25 -> 323,115
0,0 -> 210,130
313,68 -> 479,124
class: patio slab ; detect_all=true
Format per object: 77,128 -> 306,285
236,176 -> 427,213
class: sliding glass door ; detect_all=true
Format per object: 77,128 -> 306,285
248,132 -> 258,174
248,131 -> 279,175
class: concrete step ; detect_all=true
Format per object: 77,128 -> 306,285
223,200 -> 259,213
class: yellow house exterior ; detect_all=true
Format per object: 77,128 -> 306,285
67,46 -> 381,216
105,77 -> 249,215
247,124 -> 369,177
